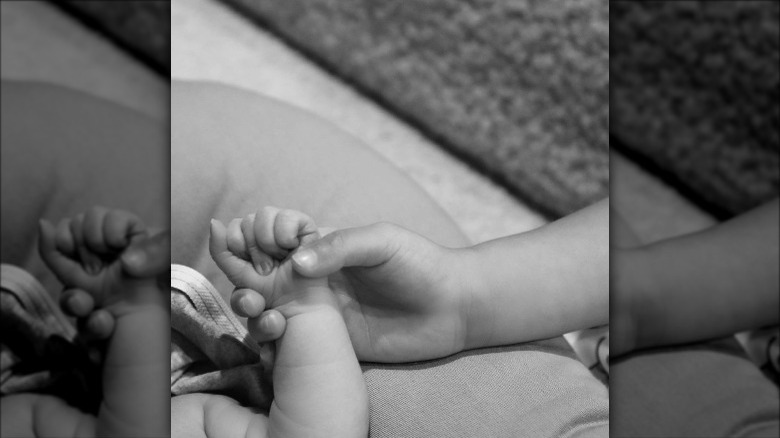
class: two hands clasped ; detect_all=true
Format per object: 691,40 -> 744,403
209,206 -> 477,363
19,201 -> 610,438
15,197 -> 775,437
27,205 -> 494,438
6,208 -> 171,438
200,206 -> 486,438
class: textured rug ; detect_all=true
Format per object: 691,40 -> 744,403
611,1 -> 780,218
215,0 -> 610,218
50,0 -> 609,217
50,0 -> 169,75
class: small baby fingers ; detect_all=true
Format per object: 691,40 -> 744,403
239,215 -> 275,275
253,207 -> 318,258
230,287 -> 266,318
103,209 -> 146,250
253,206 -> 286,259
82,207 -> 146,254
38,219 -> 92,288
273,209 -> 319,250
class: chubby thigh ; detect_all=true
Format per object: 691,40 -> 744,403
171,81 -> 609,437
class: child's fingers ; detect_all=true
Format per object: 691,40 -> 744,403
226,218 -> 250,260
70,213 -> 101,275
241,214 -> 275,275
83,206 -> 110,254
291,223 -> 404,278
246,309 -> 287,343
210,219 -> 240,271
121,229 -> 170,278
104,209 -> 147,250
38,220 -> 91,287
210,219 -> 272,294
60,288 -> 95,318
54,218 -> 76,256
230,288 -> 266,318
38,219 -> 59,256
253,206 -> 288,259
273,209 -> 319,250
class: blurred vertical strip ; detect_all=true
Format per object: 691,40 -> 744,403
48,0 -> 170,76
611,1 -> 779,218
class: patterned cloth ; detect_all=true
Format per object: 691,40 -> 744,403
170,264 -> 273,408
0,264 -> 101,413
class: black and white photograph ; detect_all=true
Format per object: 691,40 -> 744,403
1,1 -> 170,436
170,0 -> 609,437
2,0 -> 778,437
610,1 -> 779,436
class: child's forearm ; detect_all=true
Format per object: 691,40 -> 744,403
269,300 -> 368,438
459,198 -> 609,349
615,199 -> 779,353
100,284 -> 169,437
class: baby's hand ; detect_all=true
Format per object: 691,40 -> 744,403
209,207 -> 335,318
39,207 -> 155,316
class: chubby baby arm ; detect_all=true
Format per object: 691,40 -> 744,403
38,207 -> 168,437
209,207 -> 368,438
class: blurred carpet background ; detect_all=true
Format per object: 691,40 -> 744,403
612,1 -> 780,218
52,0 -> 170,75
48,0 -> 614,220
217,0 -> 610,218
169,0 -> 548,244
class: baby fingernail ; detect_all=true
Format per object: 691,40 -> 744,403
238,295 -> 253,314
256,260 -> 271,275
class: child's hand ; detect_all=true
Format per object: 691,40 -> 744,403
209,207 -> 336,318
38,207 -> 156,316
212,209 -> 369,438
37,207 -> 169,437
54,229 -> 173,341
289,222 -> 472,362
225,213 -> 472,363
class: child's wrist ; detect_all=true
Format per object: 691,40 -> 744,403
107,280 -> 166,317
273,304 -> 350,368
612,247 -> 655,354
448,246 -> 487,351
274,287 -> 340,320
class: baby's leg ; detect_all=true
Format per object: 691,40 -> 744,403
99,291 -> 169,437
172,81 -> 608,437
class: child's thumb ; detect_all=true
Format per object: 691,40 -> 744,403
121,229 -> 171,278
291,222 -> 402,277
